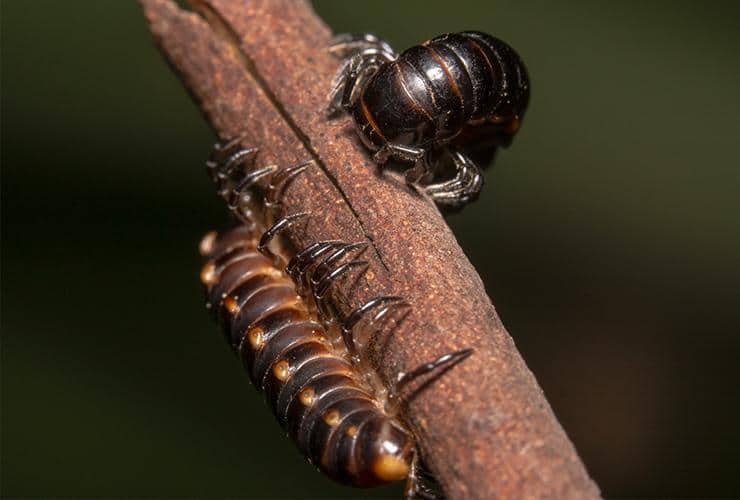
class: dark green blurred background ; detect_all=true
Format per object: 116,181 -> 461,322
3,0 -> 739,497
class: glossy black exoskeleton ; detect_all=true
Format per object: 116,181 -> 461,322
328,31 -> 529,208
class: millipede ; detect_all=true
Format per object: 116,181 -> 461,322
327,31 -> 529,208
199,138 -> 474,498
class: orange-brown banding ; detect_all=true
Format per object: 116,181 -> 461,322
395,63 -> 435,125
466,38 -> 496,84
273,360 -> 290,382
360,96 -> 386,141
428,47 -> 462,102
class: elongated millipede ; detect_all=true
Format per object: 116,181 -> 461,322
199,223 -> 419,489
200,138 -> 473,498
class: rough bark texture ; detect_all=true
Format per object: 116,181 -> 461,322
140,1 -> 601,498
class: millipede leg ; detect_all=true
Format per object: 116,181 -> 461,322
307,242 -> 368,318
309,242 -> 368,292
207,135 -> 244,166
298,242 -> 351,293
423,149 -> 484,208
257,212 -> 310,266
341,296 -> 410,355
205,137 -> 273,220
327,33 -> 397,116
327,47 -> 396,115
226,164 -> 277,218
206,137 -> 255,187
209,147 -> 258,196
404,453 -> 441,500
264,160 -> 312,209
313,259 -> 370,319
372,143 -> 432,186
394,348 -> 474,394
328,33 -> 397,59
286,240 -> 343,286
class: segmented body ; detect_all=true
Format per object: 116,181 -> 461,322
351,31 -> 529,151
199,224 -> 415,488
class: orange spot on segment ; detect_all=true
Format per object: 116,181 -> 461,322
505,116 -> 521,134
299,387 -> 315,406
198,231 -> 218,256
323,409 -> 341,427
200,262 -> 217,285
223,296 -> 239,314
247,326 -> 265,350
273,360 -> 290,382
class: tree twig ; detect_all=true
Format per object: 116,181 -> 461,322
139,1 -> 601,498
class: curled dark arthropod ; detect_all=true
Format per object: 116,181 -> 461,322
327,31 -> 529,208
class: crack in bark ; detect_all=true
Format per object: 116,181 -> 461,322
189,0 -> 390,272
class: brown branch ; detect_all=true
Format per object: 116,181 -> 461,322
139,1 -> 601,498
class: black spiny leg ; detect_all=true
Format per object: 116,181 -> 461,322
394,348 -> 474,395
258,212 -> 309,266
205,137 -> 278,220
309,243 -> 368,319
327,33 -> 397,116
372,142 -> 435,188
423,150 -> 484,208
329,33 -> 397,59
404,453 -> 443,500
286,241 -> 343,289
264,160 -> 312,210
341,296 -> 410,357
206,137 -> 257,196
313,260 -> 370,320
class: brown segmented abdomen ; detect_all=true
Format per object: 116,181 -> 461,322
200,224 -> 415,488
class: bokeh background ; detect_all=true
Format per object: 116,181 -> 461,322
3,0 -> 739,497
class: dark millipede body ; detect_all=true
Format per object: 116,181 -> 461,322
200,138 -> 475,497
328,31 -> 530,208
199,224 -> 417,489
